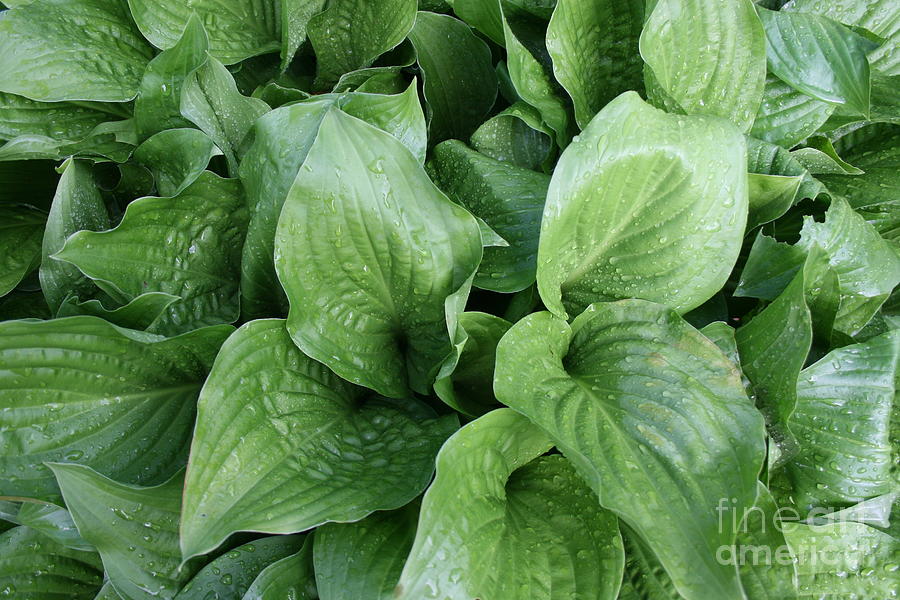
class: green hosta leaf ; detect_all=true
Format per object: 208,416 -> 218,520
0,124 -> 136,164
0,317 -> 231,502
398,409 -> 624,600
126,0 -> 280,65
339,82 -> 428,164
619,525 -> 681,600
281,0 -> 328,69
783,520 -> 899,598
750,75 -> 835,149
735,271 -> 812,464
428,140 -> 548,293
313,504 -> 418,600
180,319 -> 457,559
94,582 -> 124,600
56,293 -> 181,332
503,8 -> 574,147
133,129 -> 223,197
0,0 -> 153,102
736,232 -> 808,301
39,159 -> 109,314
407,11 -> 497,144
469,102 -> 553,171
494,300 -> 767,600
0,526 -> 103,599
546,0 -> 644,129
55,172 -> 249,336
180,58 -> 271,174
134,15 -> 210,141
243,536 -> 317,600
792,136 -> 863,175
0,204 -> 45,297
175,536 -> 305,600
780,331 -> 899,510
746,136 -> 823,203
14,502 -> 93,552
640,0 -> 767,132
434,311 -> 510,417
747,173 -> 804,230
757,8 -> 877,117
537,92 -> 747,318
274,109 -> 481,398
50,465 -> 198,600
308,0 -> 417,88
449,0 -> 504,45
0,94 -> 112,142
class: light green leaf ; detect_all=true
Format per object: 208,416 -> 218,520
757,8 -> 877,117
0,93 -> 113,142
339,82 -> 428,164
49,465 -> 198,600
546,0 -> 645,129
133,129 -> 223,197
448,0 -> 504,45
407,11 -> 497,144
14,501 -> 93,552
281,0 -> 328,69
274,109 -> 482,398
308,0 -> 417,88
134,15 -> 210,141
428,140 -> 548,293
0,204 -> 45,297
0,0 -> 153,102
0,125 -> 136,164
94,582 -> 124,600
0,317 -> 231,502
242,537 -> 317,600
750,75 -> 835,149
0,526 -> 103,599
56,293 -> 182,332
54,172 -> 248,336
39,158 -> 109,314
748,173 -> 804,230
175,536 -> 306,600
126,0 -> 280,65
792,135 -> 863,175
180,58 -> 271,174
180,319 -> 457,560
781,331 -> 899,510
639,0 -> 767,132
536,92 -> 747,318
398,409 -> 624,600
736,232 -> 808,301
313,504 -> 418,600
746,135 -> 823,204
470,101 -> 554,171
493,301 -> 767,600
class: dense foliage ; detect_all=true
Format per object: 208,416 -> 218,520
0,0 -> 898,598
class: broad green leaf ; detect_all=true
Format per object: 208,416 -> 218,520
274,109 -> 482,398
134,15 -> 210,141
494,301 -> 767,600
0,0 -> 153,102
757,8 -> 877,117
0,125 -> 136,164
449,0 -> 505,45
55,172 -> 249,336
281,0 -> 328,69
242,537 -> 317,600
398,409 -> 624,600
746,136 -> 823,204
180,58 -> 271,174
0,204 -> 45,297
56,293 -> 181,332
175,536 -> 305,600
503,7 -> 574,147
407,11 -> 497,144
783,520 -> 900,598
536,92 -> 747,318
50,465 -> 198,600
434,311 -> 510,417
699,320 -> 741,364
428,140 -> 548,293
0,94 -> 113,142
750,75 -> 835,148
639,0 -> 767,132
735,271 -> 812,464
0,317 -> 231,502
180,319 -> 457,560
126,0 -> 280,65
791,136 -> 863,175
546,0 -> 645,129
39,159 -> 109,314
94,582 -> 124,600
313,504 -> 418,600
308,0 -> 417,88
736,232 -> 807,301
470,102 -> 554,171
14,502 -> 93,552
339,82 -> 428,164
781,331 -> 899,510
133,129 -> 223,197
0,526 -> 103,599
747,173 -> 804,230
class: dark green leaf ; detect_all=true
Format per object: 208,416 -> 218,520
133,129 -> 223,197
0,204 -> 45,297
